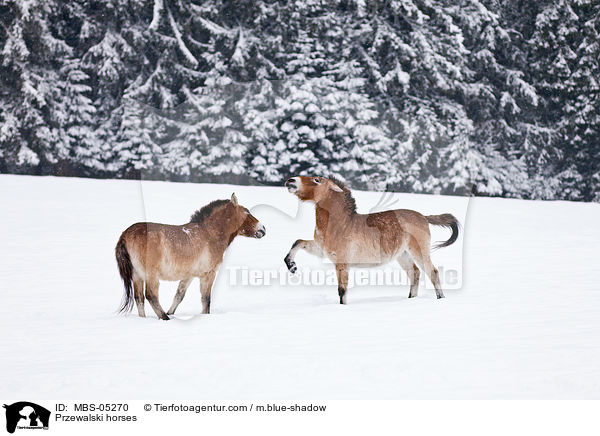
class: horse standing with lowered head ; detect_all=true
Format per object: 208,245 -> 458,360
283,177 -> 459,303
115,193 -> 265,320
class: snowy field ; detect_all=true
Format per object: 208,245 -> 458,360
1,174 -> 599,399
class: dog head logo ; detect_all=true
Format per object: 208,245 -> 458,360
3,402 -> 50,433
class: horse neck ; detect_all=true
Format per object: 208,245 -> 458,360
201,207 -> 240,249
315,194 -> 353,230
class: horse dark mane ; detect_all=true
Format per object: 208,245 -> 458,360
329,176 -> 356,214
189,199 -> 230,224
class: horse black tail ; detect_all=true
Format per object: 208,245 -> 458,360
115,235 -> 134,313
426,214 -> 460,250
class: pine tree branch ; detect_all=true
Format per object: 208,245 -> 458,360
167,6 -> 198,67
149,0 -> 163,31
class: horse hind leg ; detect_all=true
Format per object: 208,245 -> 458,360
144,278 -> 170,320
167,278 -> 192,315
397,252 -> 420,298
408,239 -> 444,299
133,274 -> 145,317
421,257 -> 444,299
426,261 -> 444,299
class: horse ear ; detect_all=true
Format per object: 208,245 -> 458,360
231,193 -> 238,205
329,182 -> 343,192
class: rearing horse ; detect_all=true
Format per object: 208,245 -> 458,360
283,176 -> 459,303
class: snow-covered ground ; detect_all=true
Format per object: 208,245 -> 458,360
1,174 -> 599,399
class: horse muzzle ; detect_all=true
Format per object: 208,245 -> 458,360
285,177 -> 299,193
254,224 -> 266,238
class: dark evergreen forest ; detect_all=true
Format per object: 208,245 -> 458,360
0,0 -> 598,200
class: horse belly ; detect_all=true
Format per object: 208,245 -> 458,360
157,248 -> 211,281
342,240 -> 403,266
345,250 -> 396,266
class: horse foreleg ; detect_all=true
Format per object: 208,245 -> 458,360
145,278 -> 170,320
284,239 -> 323,274
397,252 -> 421,298
167,278 -> 193,315
335,263 -> 349,305
200,271 -> 217,314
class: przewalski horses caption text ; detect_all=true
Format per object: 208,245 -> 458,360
115,194 -> 265,320
284,177 -> 459,303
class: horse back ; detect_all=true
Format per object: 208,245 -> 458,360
364,208 -> 430,242
120,222 -> 213,280
322,209 -> 431,264
365,209 -> 429,230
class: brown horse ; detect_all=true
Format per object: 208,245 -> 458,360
115,193 -> 265,320
284,176 -> 459,303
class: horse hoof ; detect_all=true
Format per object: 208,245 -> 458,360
160,314 -> 170,320
285,258 -> 297,274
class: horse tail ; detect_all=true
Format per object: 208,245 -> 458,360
426,214 -> 460,250
115,234 -> 134,313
